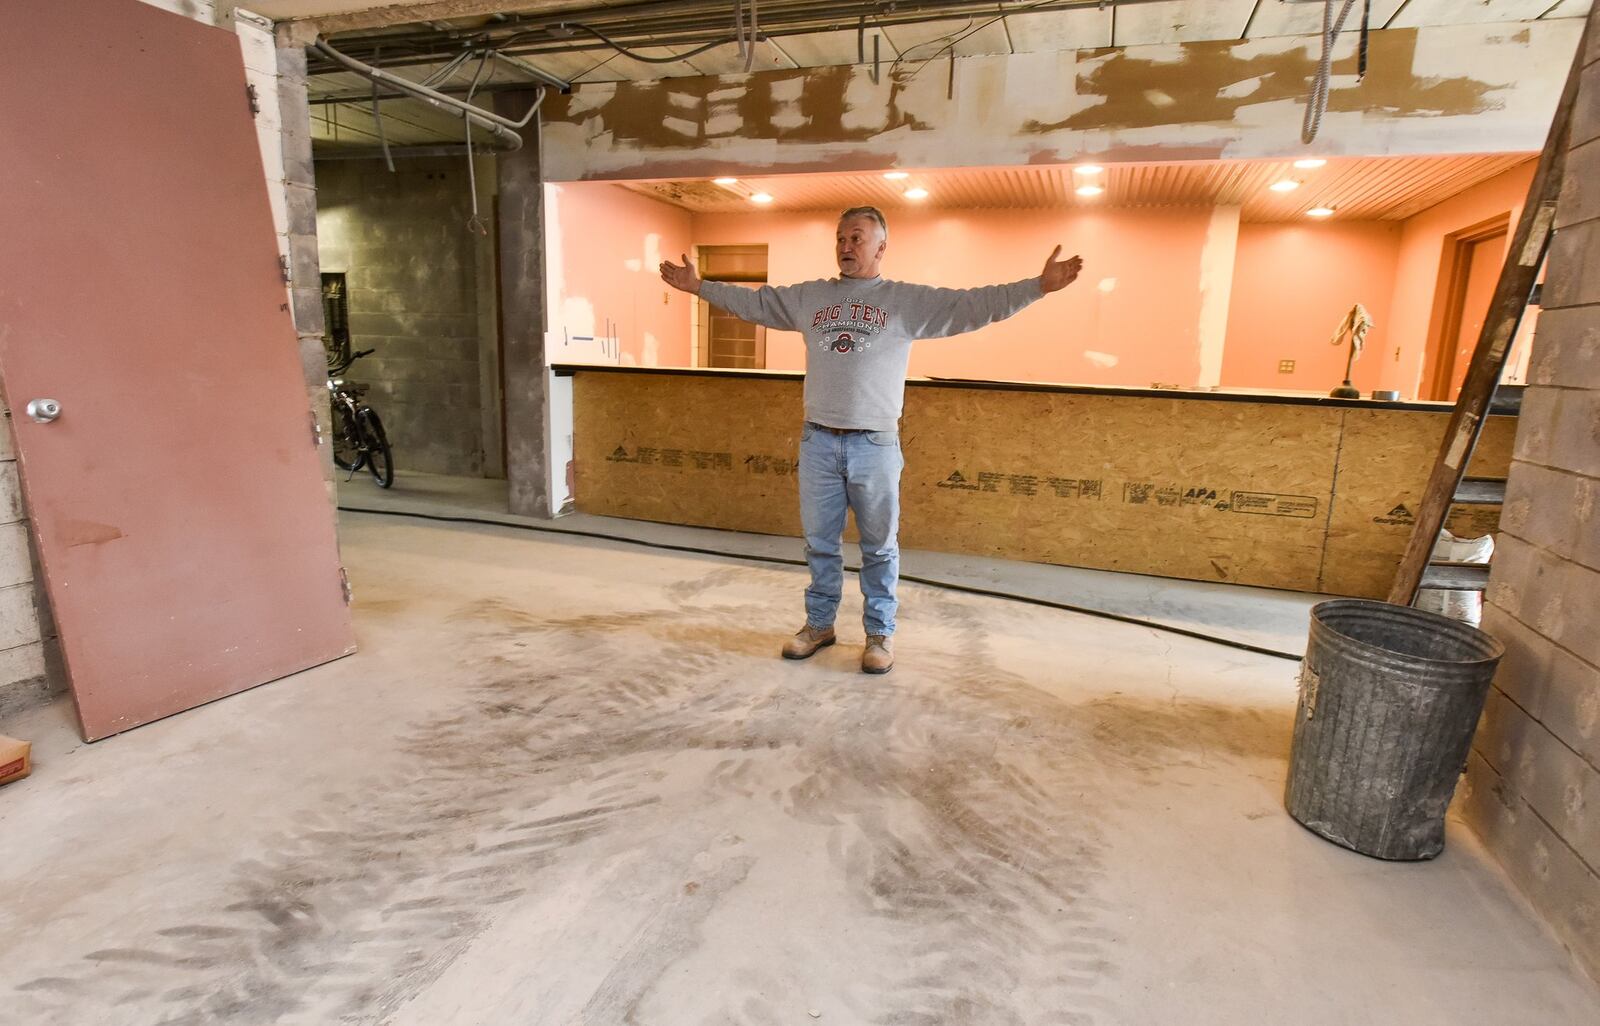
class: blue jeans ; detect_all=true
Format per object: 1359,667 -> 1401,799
798,421 -> 904,636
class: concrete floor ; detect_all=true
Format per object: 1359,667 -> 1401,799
337,471 -> 1328,658
2,512 -> 1598,1024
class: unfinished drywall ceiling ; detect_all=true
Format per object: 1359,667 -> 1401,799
533,22 -> 1578,180
265,0 -> 1589,57
295,2 -> 1593,150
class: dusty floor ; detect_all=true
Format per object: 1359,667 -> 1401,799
2,513 -> 1597,1025
338,470 -> 1327,658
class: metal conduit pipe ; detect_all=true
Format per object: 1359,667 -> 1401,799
309,81 -> 537,106
316,87 -> 548,161
311,39 -> 537,147
316,144 -> 510,160
488,50 -> 571,93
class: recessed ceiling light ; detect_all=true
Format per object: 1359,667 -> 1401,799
883,171 -> 910,180
750,192 -> 773,204
713,176 -> 738,185
1270,179 -> 1301,193
904,187 -> 929,200
1293,158 -> 1326,170
1307,207 -> 1335,218
1075,165 -> 1104,175
1075,184 -> 1104,197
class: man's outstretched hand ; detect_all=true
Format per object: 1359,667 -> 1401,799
659,253 -> 702,295
1041,246 -> 1084,294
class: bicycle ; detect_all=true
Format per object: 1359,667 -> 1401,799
327,347 -> 395,488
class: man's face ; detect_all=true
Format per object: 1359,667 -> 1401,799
836,215 -> 886,279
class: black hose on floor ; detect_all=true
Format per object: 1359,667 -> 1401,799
338,505 -> 1303,663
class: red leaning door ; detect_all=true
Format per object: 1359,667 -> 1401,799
0,0 -> 356,740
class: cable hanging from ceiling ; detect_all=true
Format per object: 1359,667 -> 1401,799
1302,0 -> 1372,144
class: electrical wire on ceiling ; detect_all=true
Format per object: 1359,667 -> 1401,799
313,0 -> 1203,84
370,46 -> 396,172
889,0 -> 1087,84
321,0 -> 1385,153
564,23 -> 740,63
1302,0 -> 1369,144
463,49 -> 497,234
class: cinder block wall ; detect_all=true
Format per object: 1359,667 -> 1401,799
1463,20 -> 1600,981
0,413 -> 59,715
315,158 -> 500,478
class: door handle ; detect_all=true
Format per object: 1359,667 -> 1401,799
25,398 -> 61,423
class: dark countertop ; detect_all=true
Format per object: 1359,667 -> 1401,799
551,363 -> 1519,415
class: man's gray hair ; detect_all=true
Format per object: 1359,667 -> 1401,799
839,205 -> 888,240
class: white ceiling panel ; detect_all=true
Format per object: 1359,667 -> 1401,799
1388,0 -> 1569,28
1112,0 -> 1260,46
1005,8 -> 1115,52
880,15 -> 1014,62
767,28 -> 899,69
683,40 -> 799,76
1245,0 -> 1407,39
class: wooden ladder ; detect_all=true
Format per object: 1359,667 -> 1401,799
1387,15 -> 1592,608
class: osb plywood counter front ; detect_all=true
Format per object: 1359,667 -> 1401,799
565,367 -> 1512,599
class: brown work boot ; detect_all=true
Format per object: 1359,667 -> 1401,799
782,624 -> 836,660
862,635 -> 894,674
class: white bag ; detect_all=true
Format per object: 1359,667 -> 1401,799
1415,529 -> 1494,626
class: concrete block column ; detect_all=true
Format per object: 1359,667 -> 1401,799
275,40 -> 337,501
495,94 -> 552,518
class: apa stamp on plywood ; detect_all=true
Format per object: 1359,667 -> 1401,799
1125,484 -> 1231,510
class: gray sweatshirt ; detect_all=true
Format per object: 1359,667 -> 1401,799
699,276 -> 1044,432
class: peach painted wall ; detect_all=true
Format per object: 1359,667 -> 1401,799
1221,222 -> 1403,393
689,207 -> 1219,386
545,183 -> 693,367
1384,160 -> 1535,396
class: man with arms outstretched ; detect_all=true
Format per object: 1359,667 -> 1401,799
661,206 -> 1083,674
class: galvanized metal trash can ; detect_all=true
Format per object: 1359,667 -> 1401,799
1285,599 -> 1505,861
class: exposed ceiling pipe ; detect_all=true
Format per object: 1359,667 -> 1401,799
316,85 -> 549,162
311,38 -> 540,151
488,50 -> 571,93
308,81 -> 532,106
315,144 -> 507,161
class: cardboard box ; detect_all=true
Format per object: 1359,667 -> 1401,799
0,735 -> 31,786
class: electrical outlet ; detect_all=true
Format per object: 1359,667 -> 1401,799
1278,359 -> 1296,373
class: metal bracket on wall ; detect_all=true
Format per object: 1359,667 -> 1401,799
339,567 -> 353,605
310,411 -> 323,448
279,255 -> 292,284
247,83 -> 260,117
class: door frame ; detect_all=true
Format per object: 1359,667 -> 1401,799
1422,214 -> 1509,402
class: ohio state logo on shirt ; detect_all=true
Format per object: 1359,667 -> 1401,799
812,300 -> 888,355
827,330 -> 867,354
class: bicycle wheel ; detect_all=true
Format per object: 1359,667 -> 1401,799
358,407 -> 394,488
332,401 -> 365,471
